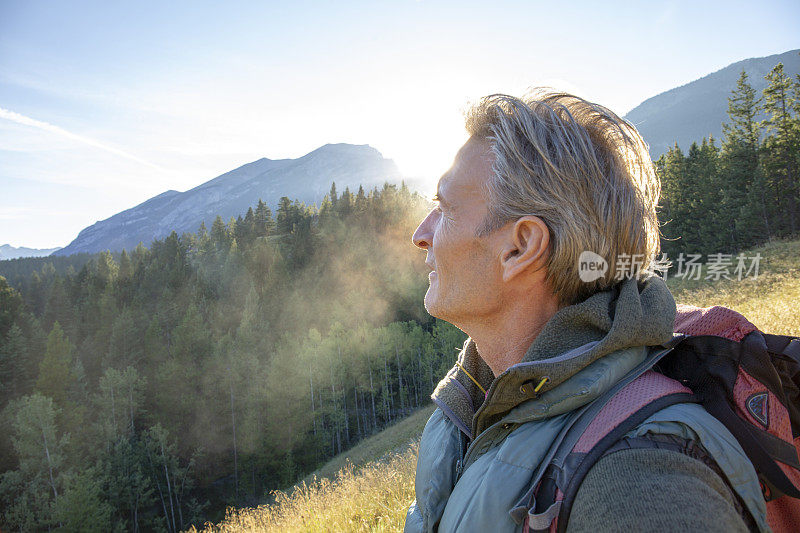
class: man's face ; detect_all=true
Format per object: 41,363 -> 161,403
412,137 -> 503,325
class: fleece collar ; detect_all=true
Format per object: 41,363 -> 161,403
431,276 -> 677,439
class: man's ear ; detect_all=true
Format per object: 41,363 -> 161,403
499,216 -> 549,282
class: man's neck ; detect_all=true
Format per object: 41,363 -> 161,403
465,292 -> 561,377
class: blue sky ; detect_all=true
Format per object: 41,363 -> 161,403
1,0 -> 799,248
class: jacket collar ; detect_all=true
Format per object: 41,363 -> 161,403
431,276 -> 677,439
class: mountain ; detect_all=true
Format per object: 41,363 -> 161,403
54,143 -> 401,256
0,244 -> 62,260
624,49 -> 800,157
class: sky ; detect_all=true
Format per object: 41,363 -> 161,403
1,0 -> 799,249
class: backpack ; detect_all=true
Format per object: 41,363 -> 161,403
519,304 -> 800,533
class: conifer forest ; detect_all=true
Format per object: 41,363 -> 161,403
1,62 -> 799,531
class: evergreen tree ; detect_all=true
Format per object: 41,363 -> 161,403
0,324 -> 28,402
43,277 -> 75,335
762,62 -> 800,234
97,366 -> 145,441
0,393 -> 67,531
96,250 -> 119,287
118,249 -> 133,280
337,187 -> 353,218
99,435 -> 156,532
355,185 -> 368,216
329,182 -> 338,208
656,144 -> 688,256
55,467 -> 116,532
0,276 -> 24,339
276,196 -> 295,234
36,322 -> 77,405
254,199 -> 275,236
720,70 -> 764,249
211,215 -> 231,251
242,207 -> 256,243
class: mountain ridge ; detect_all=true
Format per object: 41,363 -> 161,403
54,143 -> 401,256
0,244 -> 62,260
624,49 -> 800,156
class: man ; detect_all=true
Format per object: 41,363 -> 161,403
404,92 -> 767,532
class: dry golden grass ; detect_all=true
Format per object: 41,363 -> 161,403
193,445 -> 418,533
667,239 -> 800,335
301,406 -> 435,484
190,406 -> 433,533
194,239 -> 799,533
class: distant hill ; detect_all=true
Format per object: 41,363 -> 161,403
54,143 -> 401,256
624,49 -> 800,157
0,244 -> 61,260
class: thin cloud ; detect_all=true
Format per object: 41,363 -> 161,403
0,107 -> 165,171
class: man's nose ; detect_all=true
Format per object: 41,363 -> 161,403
412,209 -> 436,250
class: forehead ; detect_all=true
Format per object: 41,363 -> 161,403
437,137 -> 494,201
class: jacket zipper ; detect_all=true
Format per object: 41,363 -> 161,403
460,421 -> 513,476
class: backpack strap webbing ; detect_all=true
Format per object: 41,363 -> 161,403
513,343 -> 683,529
553,391 -> 696,533
702,383 -> 800,500
763,334 -> 800,363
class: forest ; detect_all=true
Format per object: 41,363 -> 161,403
1,61 -> 799,531
657,63 -> 800,257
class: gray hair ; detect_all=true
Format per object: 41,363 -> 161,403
466,90 -> 661,306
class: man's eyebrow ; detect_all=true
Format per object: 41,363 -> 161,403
433,184 -> 452,208
432,192 -> 451,208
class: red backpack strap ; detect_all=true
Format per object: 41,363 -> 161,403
521,365 -> 695,532
551,372 -> 694,533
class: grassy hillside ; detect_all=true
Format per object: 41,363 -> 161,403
667,239 -> 799,334
191,407 -> 434,532
193,239 -> 800,533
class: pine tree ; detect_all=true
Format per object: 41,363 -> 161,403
337,187 -> 353,218
0,276 -> 24,339
96,250 -> 119,287
0,323 -> 27,402
36,322 -> 77,405
762,62 -> 800,235
55,467 -> 115,531
0,393 -> 66,530
107,308 -> 144,370
276,197 -> 295,234
97,366 -> 145,441
720,70 -> 764,249
355,185 -> 367,216
118,249 -> 133,280
656,145 -> 688,256
132,242 -> 149,269
211,215 -> 231,251
329,182 -> 338,208
43,276 -> 72,334
254,199 -> 275,236
243,207 -> 256,243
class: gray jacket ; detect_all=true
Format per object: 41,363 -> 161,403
405,277 -> 768,532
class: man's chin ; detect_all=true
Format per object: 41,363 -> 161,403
423,292 -> 439,317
